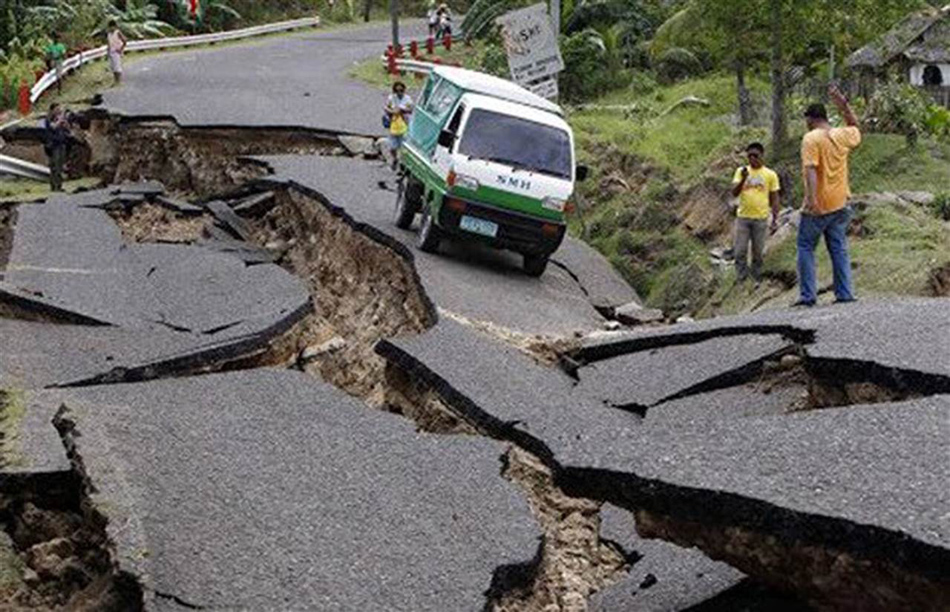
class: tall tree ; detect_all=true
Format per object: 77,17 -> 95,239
770,0 -> 786,153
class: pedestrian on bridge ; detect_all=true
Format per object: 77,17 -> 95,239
796,85 -> 861,307
730,142 -> 781,285
385,82 -> 413,171
107,20 -> 127,87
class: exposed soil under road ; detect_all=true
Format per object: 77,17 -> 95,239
0,205 -> 16,274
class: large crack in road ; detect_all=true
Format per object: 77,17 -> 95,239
1,105 -> 948,611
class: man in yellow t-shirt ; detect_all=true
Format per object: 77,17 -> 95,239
730,142 -> 780,283
796,86 -> 861,307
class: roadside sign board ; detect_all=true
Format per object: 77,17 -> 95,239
496,3 -> 564,86
526,76 -> 559,100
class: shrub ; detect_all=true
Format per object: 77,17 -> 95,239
653,47 -> 702,83
931,192 -> 950,222
866,79 -> 932,145
560,30 -> 631,101
925,105 -> 950,141
478,43 -> 508,79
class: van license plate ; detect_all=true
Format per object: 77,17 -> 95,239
459,215 -> 499,238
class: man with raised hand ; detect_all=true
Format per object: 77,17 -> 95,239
796,86 -> 861,307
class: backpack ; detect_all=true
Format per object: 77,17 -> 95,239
382,114 -> 391,129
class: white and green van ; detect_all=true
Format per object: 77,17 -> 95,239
394,65 -> 587,277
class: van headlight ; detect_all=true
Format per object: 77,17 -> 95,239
542,197 -> 566,212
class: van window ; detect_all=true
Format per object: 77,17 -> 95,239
457,109 -> 572,180
419,76 -> 437,107
424,79 -> 461,121
447,104 -> 465,134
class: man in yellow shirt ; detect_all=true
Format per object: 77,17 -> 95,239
731,142 -> 780,283
796,86 -> 861,307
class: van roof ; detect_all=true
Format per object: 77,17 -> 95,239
461,93 -> 572,134
431,65 -> 563,117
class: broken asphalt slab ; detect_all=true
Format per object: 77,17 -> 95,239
566,396 -> 950,611
574,333 -> 793,409
255,154 -> 637,335
591,504 -> 752,612
571,298 -> 950,383
51,369 -> 540,611
2,192 -> 310,339
377,316 -> 950,609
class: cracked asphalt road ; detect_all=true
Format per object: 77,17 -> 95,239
102,21 -> 429,135
258,155 -> 637,335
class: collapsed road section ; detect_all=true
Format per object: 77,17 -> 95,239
1,110 -> 948,611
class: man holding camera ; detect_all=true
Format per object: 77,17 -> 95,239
731,142 -> 781,284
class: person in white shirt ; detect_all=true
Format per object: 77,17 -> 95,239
384,82 -> 413,171
107,20 -> 127,86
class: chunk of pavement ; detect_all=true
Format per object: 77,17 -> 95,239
127,243 -> 309,335
376,318 -> 639,464
590,504 -> 747,611
570,298 -> 950,382
113,180 -> 165,196
575,334 -> 792,407
374,137 -> 389,156
56,370 -> 541,611
0,390 -> 71,476
339,135 -> 378,157
895,191 -> 935,206
195,238 -> 277,265
645,383 -> 806,427
614,301 -> 664,326
202,200 -> 252,242
155,195 -> 204,215
565,398 -> 950,612
230,190 -> 276,217
0,279 -> 113,326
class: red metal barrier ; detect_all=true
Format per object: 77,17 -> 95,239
443,33 -> 452,51
426,37 -> 434,55
410,40 -> 418,58
387,51 -> 399,76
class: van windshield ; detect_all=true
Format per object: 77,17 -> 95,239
457,109 -> 572,180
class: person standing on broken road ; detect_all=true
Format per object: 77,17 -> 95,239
385,81 -> 413,171
795,86 -> 861,307
107,20 -> 127,87
730,142 -> 780,285
43,104 -> 71,192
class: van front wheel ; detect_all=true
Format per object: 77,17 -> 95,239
417,206 -> 441,253
394,176 -> 422,229
523,253 -> 549,277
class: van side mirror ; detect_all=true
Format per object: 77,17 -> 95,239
437,130 -> 455,149
576,165 -> 589,182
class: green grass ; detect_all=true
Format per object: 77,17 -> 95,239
348,41 -> 487,91
570,75 -> 770,182
0,177 -> 102,203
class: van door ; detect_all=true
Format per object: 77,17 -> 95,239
434,103 -> 465,177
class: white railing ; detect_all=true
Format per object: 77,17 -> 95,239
0,154 -> 49,180
31,17 -> 321,104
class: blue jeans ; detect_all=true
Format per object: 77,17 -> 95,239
797,206 -> 855,304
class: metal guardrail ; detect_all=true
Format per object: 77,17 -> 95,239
31,17 -> 321,104
0,154 -> 49,181
390,58 -> 440,74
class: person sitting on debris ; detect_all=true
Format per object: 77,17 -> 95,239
730,142 -> 780,284
107,20 -> 127,87
385,81 -> 413,171
43,103 -> 72,192
45,33 -> 67,94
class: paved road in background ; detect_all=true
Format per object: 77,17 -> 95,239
103,21 -> 427,134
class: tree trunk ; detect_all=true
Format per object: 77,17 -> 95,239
770,0 -> 787,155
363,0 -> 372,22
736,62 -> 751,126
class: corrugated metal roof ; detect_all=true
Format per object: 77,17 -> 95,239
847,6 -> 949,69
